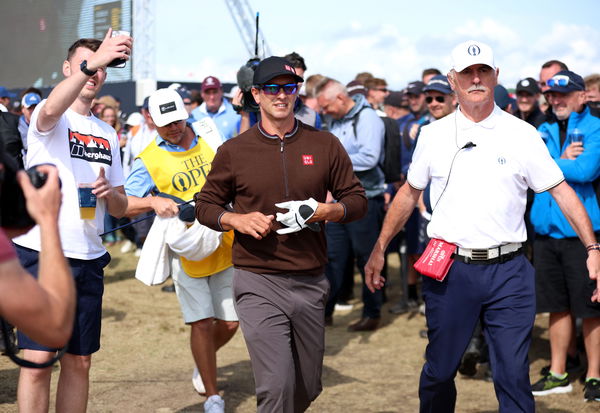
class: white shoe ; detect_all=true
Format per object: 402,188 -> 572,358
334,303 -> 353,312
120,240 -> 134,253
204,395 -> 224,413
192,367 -> 206,394
134,248 -> 142,257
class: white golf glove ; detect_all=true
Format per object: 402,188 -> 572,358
275,198 -> 320,235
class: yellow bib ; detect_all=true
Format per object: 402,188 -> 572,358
138,138 -> 233,277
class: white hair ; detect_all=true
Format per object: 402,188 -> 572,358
316,79 -> 347,100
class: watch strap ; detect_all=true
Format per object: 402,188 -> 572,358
80,60 -> 97,76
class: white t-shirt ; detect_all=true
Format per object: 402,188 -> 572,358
407,105 -> 563,248
14,100 -> 125,259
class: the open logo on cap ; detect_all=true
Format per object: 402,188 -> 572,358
159,102 -> 177,114
468,44 -> 481,56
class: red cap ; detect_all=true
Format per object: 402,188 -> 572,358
201,76 -> 221,92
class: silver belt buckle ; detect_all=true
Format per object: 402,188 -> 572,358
471,249 -> 489,260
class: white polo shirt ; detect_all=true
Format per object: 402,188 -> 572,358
407,105 -> 563,248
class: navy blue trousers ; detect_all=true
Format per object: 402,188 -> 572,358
419,254 -> 535,413
325,196 -> 384,319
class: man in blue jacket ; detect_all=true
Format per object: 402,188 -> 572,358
317,78 -> 386,331
530,70 -> 600,401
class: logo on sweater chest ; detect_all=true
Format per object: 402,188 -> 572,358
302,154 -> 314,165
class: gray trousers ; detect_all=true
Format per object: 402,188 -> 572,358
233,268 -> 329,413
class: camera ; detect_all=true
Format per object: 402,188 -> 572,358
236,57 -> 261,113
0,147 -> 54,230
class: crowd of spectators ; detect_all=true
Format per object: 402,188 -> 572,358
1,36 -> 599,412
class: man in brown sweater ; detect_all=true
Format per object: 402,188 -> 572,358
195,56 -> 367,412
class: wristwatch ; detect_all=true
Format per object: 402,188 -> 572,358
80,60 -> 97,76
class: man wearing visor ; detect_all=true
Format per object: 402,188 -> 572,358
365,41 -> 600,412
195,56 -> 366,412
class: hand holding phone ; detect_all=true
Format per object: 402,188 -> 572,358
108,30 -> 131,68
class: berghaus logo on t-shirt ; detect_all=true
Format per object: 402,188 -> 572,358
160,102 -> 176,114
68,129 -> 112,165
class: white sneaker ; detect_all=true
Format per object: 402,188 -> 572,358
192,367 -> 206,394
134,248 -> 142,257
204,395 -> 224,413
120,240 -> 134,253
334,303 -> 353,312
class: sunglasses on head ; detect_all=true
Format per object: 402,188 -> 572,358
425,96 -> 446,104
546,75 -> 582,89
260,83 -> 298,95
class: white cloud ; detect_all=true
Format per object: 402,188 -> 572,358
155,14 -> 600,93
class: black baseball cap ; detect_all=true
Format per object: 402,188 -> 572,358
253,56 -> 304,86
384,91 -> 408,108
516,77 -> 541,95
406,81 -> 425,95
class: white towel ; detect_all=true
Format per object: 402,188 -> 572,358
166,220 -> 222,261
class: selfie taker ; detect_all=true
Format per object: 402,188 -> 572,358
365,40 -> 600,413
12,29 -> 130,412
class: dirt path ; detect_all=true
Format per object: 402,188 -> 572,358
0,249 -> 595,412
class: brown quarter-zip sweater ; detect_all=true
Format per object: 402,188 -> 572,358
195,121 -> 367,275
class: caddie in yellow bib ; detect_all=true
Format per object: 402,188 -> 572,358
138,133 -> 233,277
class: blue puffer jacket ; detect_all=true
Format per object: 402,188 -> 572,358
530,105 -> 600,238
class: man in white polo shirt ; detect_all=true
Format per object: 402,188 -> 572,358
365,40 -> 600,413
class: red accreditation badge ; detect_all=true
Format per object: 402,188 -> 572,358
302,155 -> 314,165
414,238 -> 456,282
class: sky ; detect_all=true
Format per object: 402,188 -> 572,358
155,0 -> 600,90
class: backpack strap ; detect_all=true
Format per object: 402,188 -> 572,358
351,106 -> 368,140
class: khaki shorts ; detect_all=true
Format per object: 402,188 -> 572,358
172,258 -> 238,323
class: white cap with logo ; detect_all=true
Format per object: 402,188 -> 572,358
148,88 -> 189,127
450,40 -> 496,73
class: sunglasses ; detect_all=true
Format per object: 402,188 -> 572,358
546,75 -> 582,90
373,87 -> 388,92
260,83 -> 298,95
425,96 -> 446,104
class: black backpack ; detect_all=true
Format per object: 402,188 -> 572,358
352,107 -> 402,183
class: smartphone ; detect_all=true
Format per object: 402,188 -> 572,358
107,30 -> 130,68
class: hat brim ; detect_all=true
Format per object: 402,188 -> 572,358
152,110 -> 189,128
423,85 -> 453,95
545,85 -> 583,94
453,62 -> 496,73
516,88 -> 536,95
254,70 -> 304,86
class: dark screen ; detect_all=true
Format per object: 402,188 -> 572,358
0,0 -> 131,88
